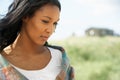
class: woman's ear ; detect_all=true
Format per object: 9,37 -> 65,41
22,16 -> 29,23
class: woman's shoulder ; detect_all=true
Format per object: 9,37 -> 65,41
47,45 -> 65,53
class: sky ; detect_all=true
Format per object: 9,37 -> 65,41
0,0 -> 120,40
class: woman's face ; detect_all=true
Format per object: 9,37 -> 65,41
21,4 -> 60,45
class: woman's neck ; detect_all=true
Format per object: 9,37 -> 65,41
11,34 -> 46,56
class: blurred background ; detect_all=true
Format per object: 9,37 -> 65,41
1,0 -> 120,80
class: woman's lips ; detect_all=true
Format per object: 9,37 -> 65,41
40,36 -> 49,41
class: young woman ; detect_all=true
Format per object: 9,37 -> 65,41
0,0 -> 74,80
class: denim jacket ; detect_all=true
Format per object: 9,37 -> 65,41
0,46 -> 74,80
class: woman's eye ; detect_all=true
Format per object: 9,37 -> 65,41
42,20 -> 49,23
54,22 -> 58,26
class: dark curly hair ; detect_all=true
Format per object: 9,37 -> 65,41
0,0 -> 61,52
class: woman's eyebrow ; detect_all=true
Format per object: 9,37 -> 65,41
43,16 -> 51,20
43,16 -> 60,21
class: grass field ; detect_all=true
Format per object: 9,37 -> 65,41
49,36 -> 120,80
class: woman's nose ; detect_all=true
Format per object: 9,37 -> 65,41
46,25 -> 55,33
